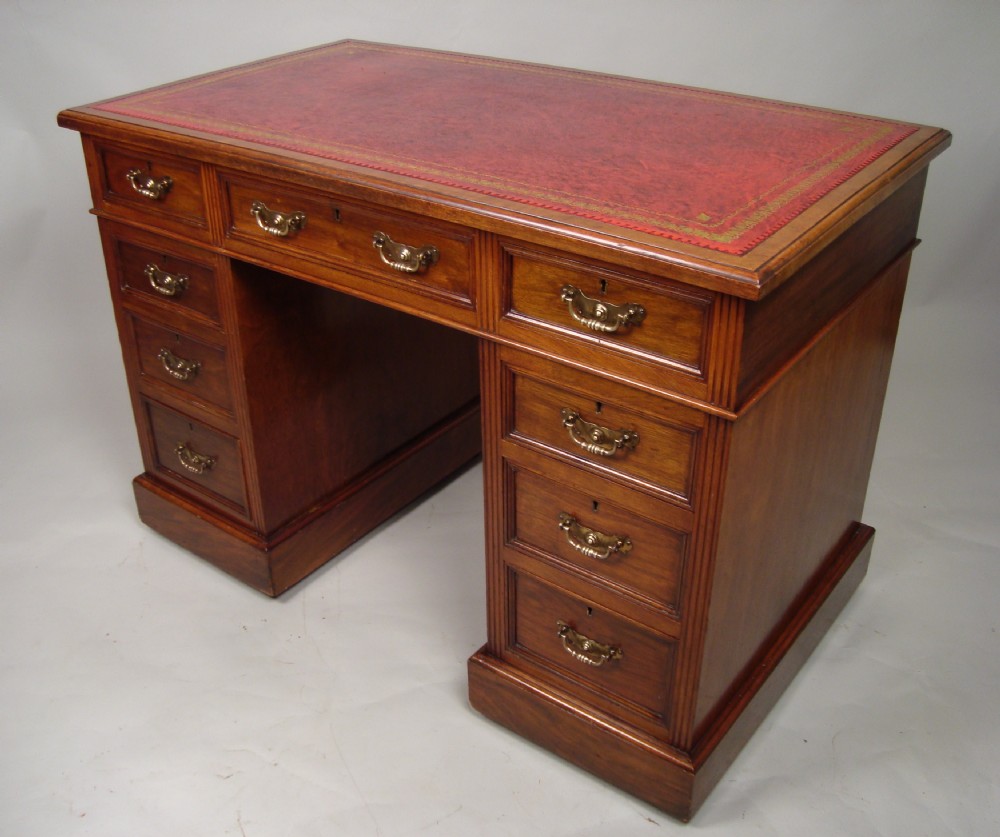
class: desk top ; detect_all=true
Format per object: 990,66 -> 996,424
60,41 -> 949,295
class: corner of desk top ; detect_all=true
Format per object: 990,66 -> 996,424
57,105 -> 111,133
56,107 -> 81,130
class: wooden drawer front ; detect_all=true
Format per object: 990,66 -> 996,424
509,463 -> 688,617
221,174 -> 475,308
509,364 -> 701,507
143,400 -> 248,515
113,235 -> 221,325
127,314 -> 233,413
501,242 -> 713,388
95,142 -> 209,239
510,569 -> 676,730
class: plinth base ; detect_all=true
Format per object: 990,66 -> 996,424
134,403 -> 481,597
469,522 -> 874,821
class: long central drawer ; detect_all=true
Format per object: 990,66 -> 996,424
219,171 -> 478,323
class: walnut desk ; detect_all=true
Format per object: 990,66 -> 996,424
59,41 -> 950,820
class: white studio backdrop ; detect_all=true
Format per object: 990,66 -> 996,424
2,3 -> 998,836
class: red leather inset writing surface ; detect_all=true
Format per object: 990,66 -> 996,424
96,42 -> 917,255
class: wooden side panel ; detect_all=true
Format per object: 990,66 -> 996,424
691,524 -> 874,811
692,253 -> 911,733
228,261 -> 480,533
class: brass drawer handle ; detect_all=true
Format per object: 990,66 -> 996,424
558,512 -> 632,561
556,621 -> 623,667
250,200 -> 307,237
157,348 -> 201,381
175,442 -> 215,474
561,408 -> 639,457
125,168 -> 173,201
372,231 -> 439,273
560,284 -> 646,333
144,263 -> 188,297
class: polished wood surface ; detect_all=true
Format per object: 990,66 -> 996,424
693,253 -> 912,740
59,41 -> 949,820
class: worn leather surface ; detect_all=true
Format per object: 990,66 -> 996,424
95,41 -> 917,255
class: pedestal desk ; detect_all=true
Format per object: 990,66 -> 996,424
59,41 -> 949,820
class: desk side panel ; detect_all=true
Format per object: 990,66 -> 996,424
691,251 -> 910,738
228,261 -> 481,533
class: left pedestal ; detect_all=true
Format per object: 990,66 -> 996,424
99,217 -> 481,596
